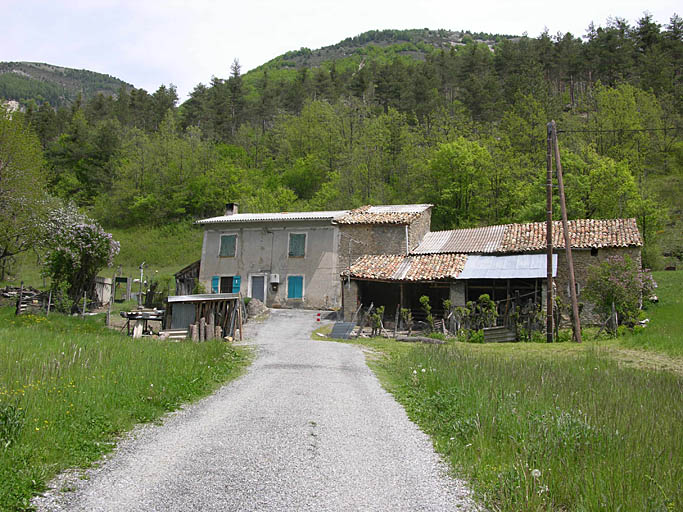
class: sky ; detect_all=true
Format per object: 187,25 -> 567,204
2,0 -> 679,100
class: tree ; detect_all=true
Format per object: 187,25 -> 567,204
43,205 -> 120,310
0,108 -> 50,280
426,137 -> 492,229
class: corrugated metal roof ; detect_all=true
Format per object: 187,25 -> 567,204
458,254 -> 557,279
197,210 -> 349,224
335,204 -> 432,225
412,225 -> 507,254
349,253 -> 467,281
168,293 -> 240,303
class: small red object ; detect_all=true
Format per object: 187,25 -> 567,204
316,313 -> 321,322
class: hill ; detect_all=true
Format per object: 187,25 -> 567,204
0,61 -> 133,108
252,28 -> 514,72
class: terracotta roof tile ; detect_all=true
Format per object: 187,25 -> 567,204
349,253 -> 467,281
335,204 -> 431,225
411,218 -> 641,255
500,218 -> 642,252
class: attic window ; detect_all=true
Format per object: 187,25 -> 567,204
591,248 -> 599,256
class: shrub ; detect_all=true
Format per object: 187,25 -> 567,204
583,255 -> 656,326
419,295 -> 434,331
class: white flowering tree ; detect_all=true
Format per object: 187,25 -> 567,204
42,205 -> 120,311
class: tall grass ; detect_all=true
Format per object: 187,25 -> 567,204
382,345 -> 682,511
0,308 -> 247,511
619,270 -> 683,357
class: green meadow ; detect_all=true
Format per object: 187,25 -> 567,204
0,309 -> 248,511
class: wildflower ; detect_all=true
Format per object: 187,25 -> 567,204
531,469 -> 541,478
412,370 -> 417,375
421,368 -> 426,373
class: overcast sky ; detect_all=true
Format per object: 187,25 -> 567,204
2,0 -> 679,100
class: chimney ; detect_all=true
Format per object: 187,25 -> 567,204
225,203 -> 239,216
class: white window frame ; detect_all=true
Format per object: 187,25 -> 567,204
288,232 -> 307,258
218,233 -> 238,258
248,273 -> 267,301
285,274 -> 305,300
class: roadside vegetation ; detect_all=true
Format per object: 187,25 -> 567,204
0,307 -> 248,511
317,270 -> 682,511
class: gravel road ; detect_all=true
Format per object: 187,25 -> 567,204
35,309 -> 478,511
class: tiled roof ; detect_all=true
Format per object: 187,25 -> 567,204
349,253 -> 467,281
412,218 -> 641,254
197,211 -> 349,224
500,218 -> 642,252
335,204 -> 432,225
413,225 -> 507,254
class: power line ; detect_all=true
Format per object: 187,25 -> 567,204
557,127 -> 679,134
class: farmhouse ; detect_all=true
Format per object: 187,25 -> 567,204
342,218 -> 643,324
196,203 -> 432,309
193,202 -> 641,325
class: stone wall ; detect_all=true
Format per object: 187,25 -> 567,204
407,208 -> 432,251
342,280 -> 360,321
554,246 -> 641,325
338,224 -> 408,268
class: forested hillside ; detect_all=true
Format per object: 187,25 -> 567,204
0,62 -> 132,108
3,15 -> 682,273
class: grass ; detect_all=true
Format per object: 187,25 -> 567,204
384,345 -> 682,511
0,307 -> 248,511
617,270 -> 683,357
1,222 -> 204,290
316,270 -> 683,511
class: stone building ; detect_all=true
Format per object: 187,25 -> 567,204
196,203 -> 432,310
343,218 -> 642,325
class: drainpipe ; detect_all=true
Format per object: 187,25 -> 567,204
405,225 -> 409,254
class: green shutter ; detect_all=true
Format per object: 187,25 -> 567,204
219,235 -> 236,257
211,276 -> 219,293
288,233 -> 306,257
232,276 -> 241,293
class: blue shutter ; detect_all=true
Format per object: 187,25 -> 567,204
232,275 -> 241,293
287,276 -> 303,299
211,276 -> 219,293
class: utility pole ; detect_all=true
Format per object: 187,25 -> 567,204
551,121 -> 582,343
546,123 -> 554,343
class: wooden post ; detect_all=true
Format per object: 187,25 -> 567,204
545,122 -> 554,343
82,291 -> 87,317
191,323 -> 199,342
46,291 -> 52,316
551,121 -> 583,343
393,304 -> 400,338
15,281 -> 24,316
207,308 -> 215,340
199,317 -> 206,342
238,302 -> 243,341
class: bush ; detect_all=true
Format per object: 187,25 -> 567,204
583,255 -> 656,326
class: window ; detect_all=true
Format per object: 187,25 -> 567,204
288,233 -> 306,258
287,275 -> 304,299
591,247 -> 599,256
213,276 -> 241,293
219,234 -> 237,257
